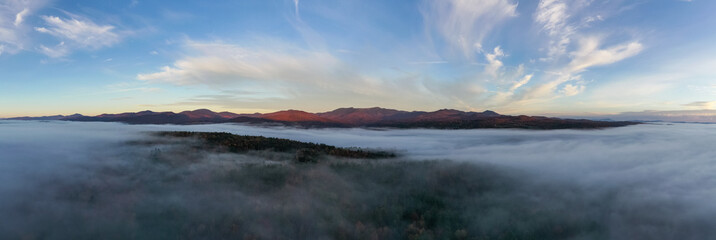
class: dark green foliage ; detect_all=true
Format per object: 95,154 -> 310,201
295,148 -> 320,162
153,131 -> 396,160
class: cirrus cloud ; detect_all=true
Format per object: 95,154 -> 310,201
683,101 -> 716,110
567,37 -> 643,73
35,14 -> 121,58
138,0 -> 650,114
422,0 -> 518,60
0,0 -> 48,55
137,41 -> 342,86
136,39 -> 513,112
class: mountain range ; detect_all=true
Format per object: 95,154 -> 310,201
3,107 -> 638,129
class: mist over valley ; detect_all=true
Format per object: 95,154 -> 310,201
1,121 -> 714,239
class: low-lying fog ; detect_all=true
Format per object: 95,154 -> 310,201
1,120 -> 715,239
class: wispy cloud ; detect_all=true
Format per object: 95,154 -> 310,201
293,0 -> 300,17
534,0 -> 573,58
559,83 -> 584,96
683,101 -> 716,109
137,39 -> 494,112
286,0 -> 326,50
412,0 -> 647,112
0,0 -> 48,55
37,42 -> 70,58
484,46 -> 505,77
35,14 -> 121,57
13,8 -> 29,26
509,74 -> 532,92
567,37 -> 643,73
507,0 -> 645,108
603,109 -> 716,122
137,41 -> 343,86
422,0 -> 518,60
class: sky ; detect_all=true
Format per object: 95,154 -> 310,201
1,0 -> 715,117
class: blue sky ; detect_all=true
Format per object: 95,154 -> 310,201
1,0 -> 715,117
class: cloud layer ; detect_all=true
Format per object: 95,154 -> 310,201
422,0 -> 518,59
133,0 -> 648,114
1,1 -> 123,58
2,0 -> 713,117
35,15 -> 121,57
1,121 -> 716,238
0,0 -> 47,55
137,42 -> 342,86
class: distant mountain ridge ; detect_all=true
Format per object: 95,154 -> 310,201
3,107 -> 639,129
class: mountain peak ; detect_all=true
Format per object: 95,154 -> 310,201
261,110 -> 334,122
481,110 -> 500,116
8,107 -> 637,129
184,109 -> 215,113
318,107 -> 412,124
178,109 -> 242,119
434,109 -> 462,113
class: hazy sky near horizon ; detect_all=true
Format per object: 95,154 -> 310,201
1,0 -> 715,117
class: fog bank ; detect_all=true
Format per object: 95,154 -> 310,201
1,120 -> 715,239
